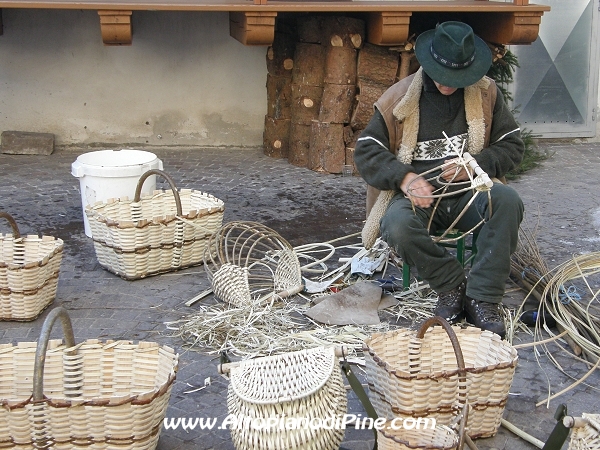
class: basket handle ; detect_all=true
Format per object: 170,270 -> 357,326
134,169 -> 182,216
33,307 -> 77,402
417,316 -> 469,449
0,211 -> 21,238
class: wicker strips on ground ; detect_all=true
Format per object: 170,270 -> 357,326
87,170 -> 224,280
0,338 -> 178,449
226,347 -> 347,450
0,212 -> 63,321
363,325 -> 517,439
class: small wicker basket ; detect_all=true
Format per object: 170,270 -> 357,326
364,318 -> 518,439
220,346 -> 347,450
0,211 -> 63,321
0,307 -> 178,449
86,169 -> 224,280
568,414 -> 600,450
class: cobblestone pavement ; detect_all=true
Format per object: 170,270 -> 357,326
1,142 -> 599,450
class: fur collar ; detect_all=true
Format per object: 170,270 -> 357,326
392,68 -> 490,164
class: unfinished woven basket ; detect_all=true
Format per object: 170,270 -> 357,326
0,211 -> 63,321
224,346 -> 347,450
86,169 -> 224,280
363,319 -> 518,439
568,414 -> 600,450
203,221 -> 303,306
0,307 -> 178,449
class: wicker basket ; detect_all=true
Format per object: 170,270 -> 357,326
0,307 -> 179,449
375,317 -> 469,450
568,414 -> 600,450
86,169 -> 224,280
222,346 -> 347,450
364,317 -> 518,439
203,221 -> 303,306
377,424 -> 460,450
0,211 -> 63,321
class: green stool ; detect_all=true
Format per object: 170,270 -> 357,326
402,229 -> 479,290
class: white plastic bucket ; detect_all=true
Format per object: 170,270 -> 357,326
71,149 -> 163,237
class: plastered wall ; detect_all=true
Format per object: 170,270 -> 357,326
0,9 -> 268,148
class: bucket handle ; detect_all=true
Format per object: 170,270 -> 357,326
33,306 -> 77,402
134,169 -> 182,216
0,211 -> 21,238
416,316 -> 468,449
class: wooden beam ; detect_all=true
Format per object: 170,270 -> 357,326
98,10 -> 132,45
229,11 -> 277,45
470,11 -> 543,45
366,11 -> 411,46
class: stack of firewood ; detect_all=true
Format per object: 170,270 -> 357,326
263,15 -> 413,175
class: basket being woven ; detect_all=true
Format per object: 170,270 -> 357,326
86,169 -> 224,280
0,307 -> 178,449
203,221 -> 303,306
364,320 -> 518,439
224,346 -> 347,450
0,211 -> 63,321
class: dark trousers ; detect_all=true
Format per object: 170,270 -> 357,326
380,183 -> 524,303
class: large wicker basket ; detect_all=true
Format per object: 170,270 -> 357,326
364,318 -> 518,439
86,169 -> 224,280
0,307 -> 179,449
0,211 -> 63,321
220,346 -> 348,450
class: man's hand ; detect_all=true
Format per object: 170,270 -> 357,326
441,158 -> 473,182
400,172 -> 434,208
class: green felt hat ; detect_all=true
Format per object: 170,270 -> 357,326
415,21 -> 492,89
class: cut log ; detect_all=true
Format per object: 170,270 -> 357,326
292,42 -> 326,87
266,74 -> 292,120
357,43 -> 399,86
344,125 -> 365,148
291,83 -> 323,125
296,15 -> 323,44
266,30 -> 296,77
309,120 -> 345,173
321,16 -> 365,49
288,122 -> 312,167
324,46 -> 357,85
343,125 -> 355,146
319,84 -> 356,124
350,78 -> 390,129
263,116 -> 290,158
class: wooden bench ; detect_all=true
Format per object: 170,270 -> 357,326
0,0 -> 550,46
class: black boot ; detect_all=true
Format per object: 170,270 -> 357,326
464,296 -> 506,339
434,280 -> 466,324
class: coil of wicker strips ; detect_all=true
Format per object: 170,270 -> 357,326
0,307 -> 179,449
0,211 -> 63,321
364,321 -> 518,439
86,169 -> 224,280
224,346 -> 347,450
